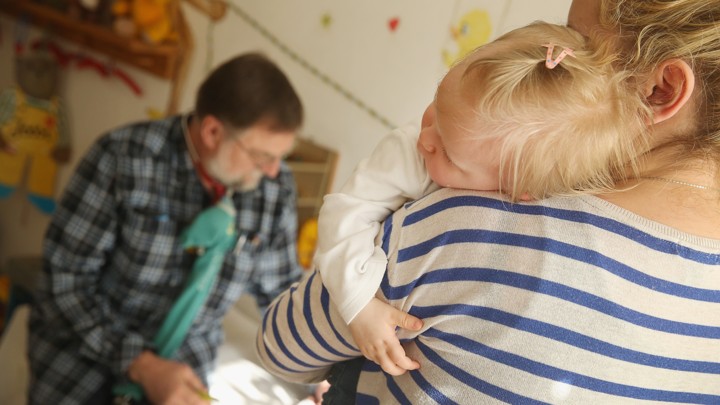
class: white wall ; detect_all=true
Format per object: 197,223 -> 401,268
0,0 -> 571,262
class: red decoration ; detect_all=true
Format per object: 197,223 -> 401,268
388,17 -> 400,32
23,39 -> 143,97
40,42 -> 73,67
76,56 -> 111,76
112,68 -> 143,96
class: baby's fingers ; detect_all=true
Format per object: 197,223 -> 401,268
390,308 -> 423,332
375,349 -> 408,376
388,341 -> 420,371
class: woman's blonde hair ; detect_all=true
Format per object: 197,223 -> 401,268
599,0 -> 720,176
460,21 -> 648,200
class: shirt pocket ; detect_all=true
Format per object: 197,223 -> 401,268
119,209 -> 184,288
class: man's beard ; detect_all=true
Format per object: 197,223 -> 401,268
205,157 -> 263,192
232,170 -> 263,192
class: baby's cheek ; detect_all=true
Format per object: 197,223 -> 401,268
429,166 -> 461,188
425,163 -> 448,187
447,168 -> 501,191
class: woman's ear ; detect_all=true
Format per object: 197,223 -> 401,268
644,59 -> 695,124
199,115 -> 225,150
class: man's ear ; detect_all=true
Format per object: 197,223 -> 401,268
199,115 -> 225,150
645,59 -> 695,124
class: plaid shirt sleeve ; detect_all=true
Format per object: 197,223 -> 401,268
42,134 -> 151,377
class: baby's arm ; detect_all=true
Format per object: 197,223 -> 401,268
316,125 -> 435,322
315,125 -> 434,373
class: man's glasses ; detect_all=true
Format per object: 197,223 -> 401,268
233,136 -> 288,170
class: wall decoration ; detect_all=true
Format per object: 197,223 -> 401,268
0,32 -> 147,214
0,44 -> 70,214
320,12 -> 332,29
146,107 -> 165,119
75,54 -> 144,95
220,1 -> 398,130
31,38 -> 144,96
197,1 -> 513,132
12,17 -> 29,55
442,0 -> 512,67
387,16 -> 399,32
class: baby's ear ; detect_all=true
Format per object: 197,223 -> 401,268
645,59 -> 695,124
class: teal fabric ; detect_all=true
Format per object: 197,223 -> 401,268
113,195 -> 237,400
0,184 -> 13,198
28,194 -> 56,214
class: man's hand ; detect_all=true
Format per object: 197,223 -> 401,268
128,351 -> 211,405
348,298 -> 423,376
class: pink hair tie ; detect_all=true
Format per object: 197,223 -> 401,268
542,43 -> 575,69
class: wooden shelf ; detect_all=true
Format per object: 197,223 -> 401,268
296,197 -> 321,207
0,1 -> 185,79
287,138 -> 338,228
286,161 -> 328,174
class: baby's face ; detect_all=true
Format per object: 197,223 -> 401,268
416,50 -> 502,191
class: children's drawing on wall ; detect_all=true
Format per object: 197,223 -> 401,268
0,43 -> 71,215
442,0 -> 512,67
0,14 -> 150,216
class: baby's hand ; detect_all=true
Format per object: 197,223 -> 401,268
348,297 -> 423,376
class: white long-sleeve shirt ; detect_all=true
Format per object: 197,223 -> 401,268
315,125 -> 439,322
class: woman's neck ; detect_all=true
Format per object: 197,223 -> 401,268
599,164 -> 720,239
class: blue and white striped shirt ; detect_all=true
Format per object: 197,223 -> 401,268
258,188 -> 720,404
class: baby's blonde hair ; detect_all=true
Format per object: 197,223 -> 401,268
460,21 -> 648,200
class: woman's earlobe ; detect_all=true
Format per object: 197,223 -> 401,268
646,59 -> 695,124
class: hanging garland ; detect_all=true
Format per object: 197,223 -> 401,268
209,1 -> 397,130
13,19 -> 143,97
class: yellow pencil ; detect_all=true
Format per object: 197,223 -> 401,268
195,389 -> 219,402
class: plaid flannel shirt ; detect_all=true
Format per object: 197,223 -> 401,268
27,116 -> 302,404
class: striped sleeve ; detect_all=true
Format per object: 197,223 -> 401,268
256,270 -> 361,383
